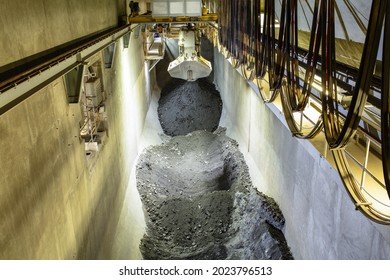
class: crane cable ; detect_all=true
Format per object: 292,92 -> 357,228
280,0 -> 324,138
383,1 -> 390,199
322,0 -> 385,149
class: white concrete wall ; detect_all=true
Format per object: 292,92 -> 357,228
213,49 -> 390,259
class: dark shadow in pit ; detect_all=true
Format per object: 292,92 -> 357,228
218,170 -> 231,191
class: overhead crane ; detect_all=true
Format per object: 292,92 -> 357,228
128,0 -> 217,81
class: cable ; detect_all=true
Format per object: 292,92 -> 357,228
382,1 -> 390,199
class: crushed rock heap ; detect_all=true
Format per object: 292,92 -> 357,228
158,78 -> 222,137
136,128 -> 293,260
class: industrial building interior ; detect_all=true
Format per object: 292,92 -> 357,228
0,0 -> 390,259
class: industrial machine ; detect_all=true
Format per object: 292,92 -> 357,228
167,25 -> 212,81
128,0 -> 216,81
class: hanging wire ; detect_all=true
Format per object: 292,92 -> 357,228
216,0 -> 390,224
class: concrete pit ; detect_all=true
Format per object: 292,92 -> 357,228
136,39 -> 292,259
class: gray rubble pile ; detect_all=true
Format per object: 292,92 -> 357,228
136,130 -> 293,260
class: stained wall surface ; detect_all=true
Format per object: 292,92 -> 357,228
213,49 -> 390,259
0,0 -> 155,259
0,0 -> 125,68
0,30 -> 151,259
